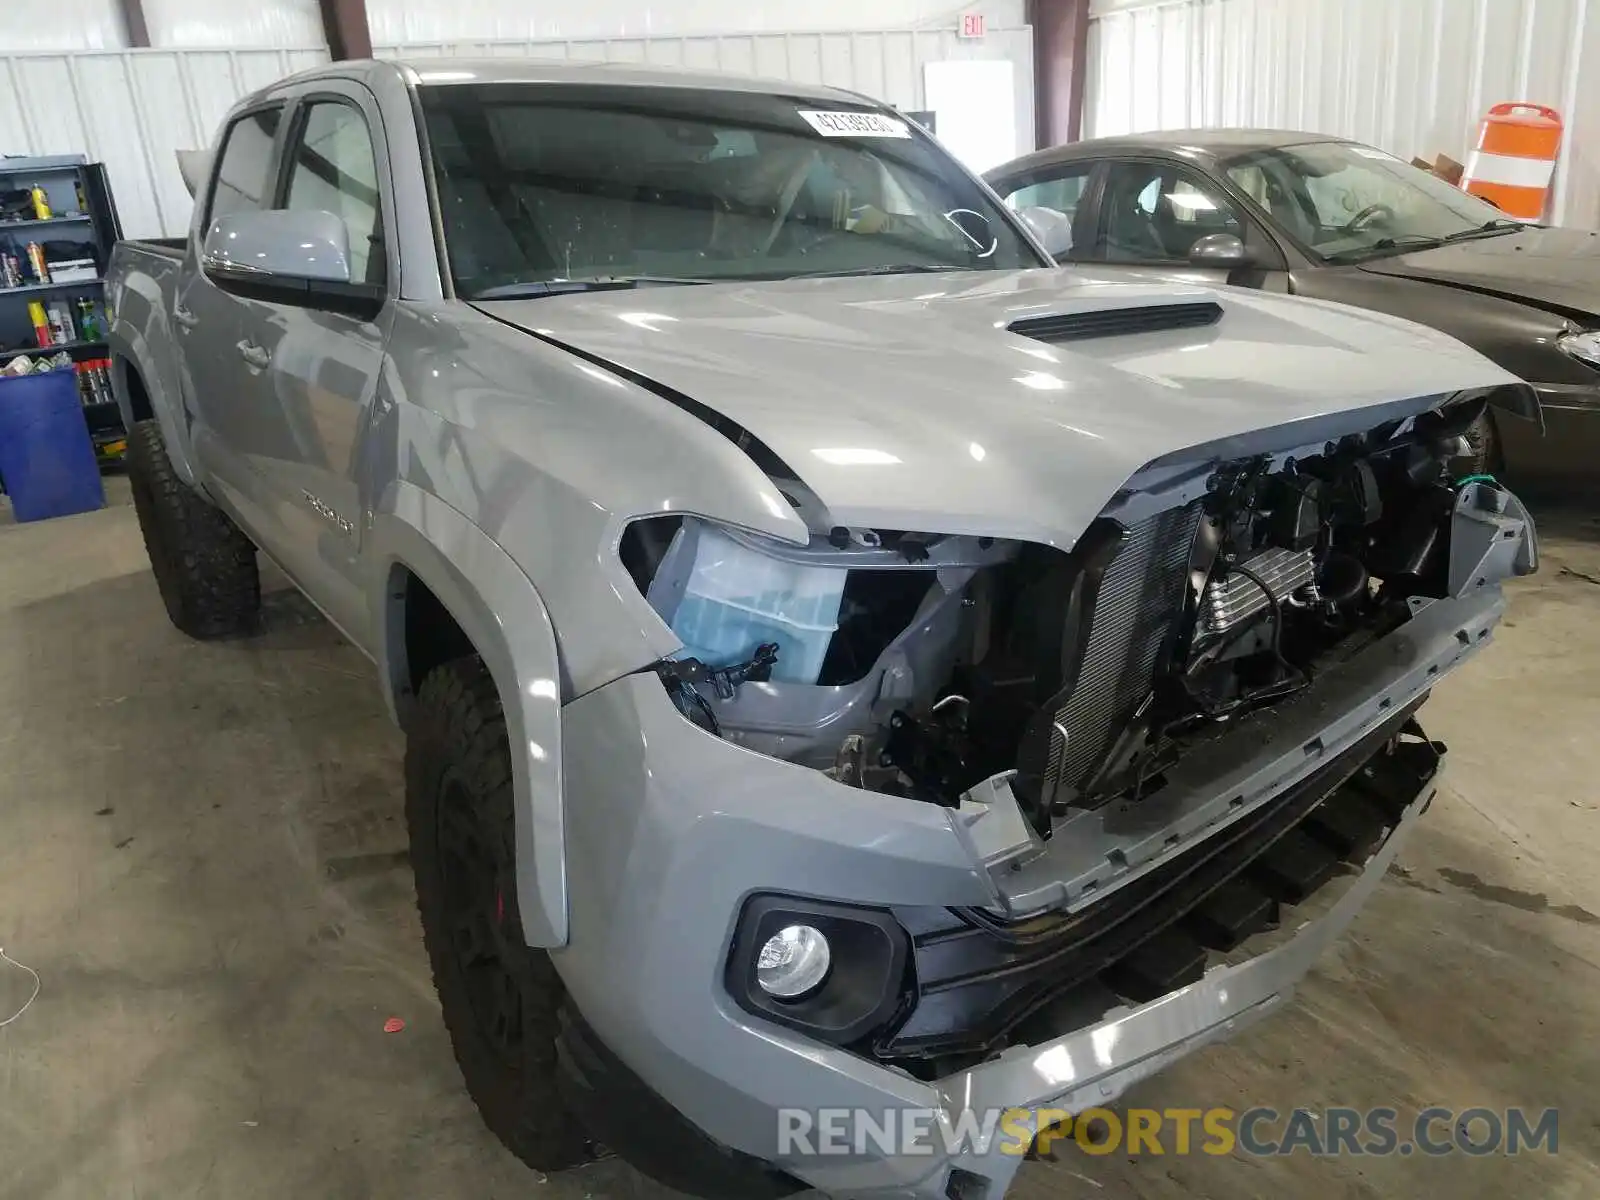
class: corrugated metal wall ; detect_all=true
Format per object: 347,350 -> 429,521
1085,0 -> 1600,228
366,0 -> 1028,43
0,49 -> 330,238
0,25 -> 1032,239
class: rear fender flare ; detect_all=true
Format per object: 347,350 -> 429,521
370,480 -> 569,948
112,333 -> 199,487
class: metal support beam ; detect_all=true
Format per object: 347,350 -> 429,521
1029,0 -> 1092,148
318,0 -> 373,61
118,0 -> 151,48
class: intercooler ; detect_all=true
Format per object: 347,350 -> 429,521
1033,501 -> 1206,808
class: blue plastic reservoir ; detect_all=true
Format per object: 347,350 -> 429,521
0,370 -> 105,523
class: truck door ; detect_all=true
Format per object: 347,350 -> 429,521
226,84 -> 395,653
178,103 -> 286,526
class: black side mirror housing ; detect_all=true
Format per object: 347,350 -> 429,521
1188,232 -> 1253,267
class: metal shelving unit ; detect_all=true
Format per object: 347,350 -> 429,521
0,155 -> 123,459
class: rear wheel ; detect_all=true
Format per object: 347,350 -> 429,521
126,419 -> 259,639
406,656 -> 591,1171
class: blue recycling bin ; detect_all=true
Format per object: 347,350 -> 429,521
0,369 -> 105,523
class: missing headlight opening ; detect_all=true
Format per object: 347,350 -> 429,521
627,395 -> 1500,834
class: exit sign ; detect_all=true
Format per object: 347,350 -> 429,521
959,12 -> 986,38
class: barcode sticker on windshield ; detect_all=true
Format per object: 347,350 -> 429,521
798,110 -> 911,138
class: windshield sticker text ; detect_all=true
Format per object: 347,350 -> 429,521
798,110 -> 911,139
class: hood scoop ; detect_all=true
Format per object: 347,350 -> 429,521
1009,301 -> 1222,344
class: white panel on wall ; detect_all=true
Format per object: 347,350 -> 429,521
141,0 -> 323,48
367,1 -> 1028,45
0,0 -> 124,50
1085,0 -> 1600,229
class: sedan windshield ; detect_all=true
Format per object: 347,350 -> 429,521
420,83 -> 1044,298
1221,141 -> 1520,263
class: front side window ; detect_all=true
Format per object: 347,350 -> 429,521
419,83 -> 1044,298
282,101 -> 385,286
1001,164 -> 1094,223
1222,141 -> 1516,262
207,107 -> 282,228
1093,161 -> 1243,264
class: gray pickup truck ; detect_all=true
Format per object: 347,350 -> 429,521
107,57 -> 1537,1200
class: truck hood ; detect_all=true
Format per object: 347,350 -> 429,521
476,269 -> 1523,546
1357,226 -> 1600,319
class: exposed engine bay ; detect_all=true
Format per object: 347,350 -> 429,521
625,393 -> 1514,837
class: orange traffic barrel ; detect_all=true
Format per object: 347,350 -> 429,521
1462,102 -> 1563,221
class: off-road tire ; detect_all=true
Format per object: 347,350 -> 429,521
406,656 -> 591,1172
126,419 -> 260,639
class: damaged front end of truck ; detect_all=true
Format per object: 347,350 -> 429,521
481,278 -> 1540,1200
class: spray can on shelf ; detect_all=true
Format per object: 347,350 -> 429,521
29,184 -> 51,220
1,253 -> 20,289
45,300 -> 74,345
27,300 -> 51,348
95,359 -> 114,404
24,242 -> 49,284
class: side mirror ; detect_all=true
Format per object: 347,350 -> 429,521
201,209 -> 380,317
1188,232 -> 1252,267
1016,205 -> 1074,261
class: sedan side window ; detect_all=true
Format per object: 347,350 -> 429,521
1002,165 -> 1093,225
1095,161 -> 1242,263
281,101 -> 385,287
206,107 -> 282,229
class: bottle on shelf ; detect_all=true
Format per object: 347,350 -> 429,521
29,184 -> 51,221
2,252 -> 23,289
76,298 -> 102,341
24,241 -> 49,284
45,300 -> 74,345
28,300 -> 51,348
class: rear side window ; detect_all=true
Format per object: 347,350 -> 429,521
206,107 -> 282,229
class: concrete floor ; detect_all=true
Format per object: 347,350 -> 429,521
2,477 -> 1599,1199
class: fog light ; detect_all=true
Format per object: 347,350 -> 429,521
756,924 -> 831,998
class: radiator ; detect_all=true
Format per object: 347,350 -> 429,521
1043,501 -> 1205,801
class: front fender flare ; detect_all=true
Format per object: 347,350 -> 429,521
370,481 -> 569,948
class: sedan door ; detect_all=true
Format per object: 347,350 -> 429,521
224,85 -> 395,652
1079,158 -> 1291,290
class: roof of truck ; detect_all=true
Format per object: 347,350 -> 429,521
256,56 -> 869,105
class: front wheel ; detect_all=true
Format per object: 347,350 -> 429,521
405,656 -> 591,1171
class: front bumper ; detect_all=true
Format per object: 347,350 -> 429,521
553,619 -> 1488,1199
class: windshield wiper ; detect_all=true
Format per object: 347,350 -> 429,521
1440,219 -> 1526,243
790,263 -> 981,280
1322,234 -> 1449,264
469,276 -> 711,300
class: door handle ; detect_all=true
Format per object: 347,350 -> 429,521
172,303 -> 198,329
236,339 -> 270,370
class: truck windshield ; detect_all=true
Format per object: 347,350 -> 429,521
418,82 -> 1044,298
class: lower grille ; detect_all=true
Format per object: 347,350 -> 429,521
876,710 -> 1439,1067
1043,501 -> 1204,797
